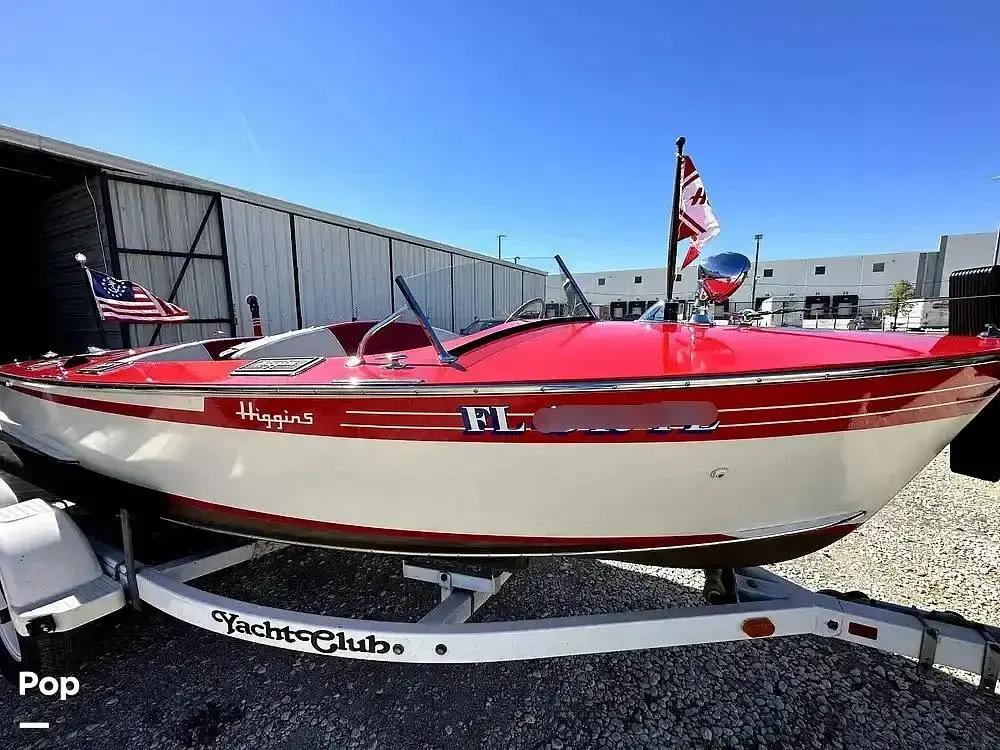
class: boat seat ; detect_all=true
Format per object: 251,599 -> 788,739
226,326 -> 348,360
128,341 -> 215,362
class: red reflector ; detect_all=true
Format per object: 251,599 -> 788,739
741,617 -> 776,638
848,621 -> 878,640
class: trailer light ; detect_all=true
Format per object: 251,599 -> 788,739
741,617 -> 776,638
847,621 -> 878,640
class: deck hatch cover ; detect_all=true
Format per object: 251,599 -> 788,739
76,361 -> 132,375
231,357 -> 324,376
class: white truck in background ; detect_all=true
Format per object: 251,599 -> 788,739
758,296 -> 803,327
883,298 -> 949,331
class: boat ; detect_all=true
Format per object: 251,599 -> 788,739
1,253 -> 999,569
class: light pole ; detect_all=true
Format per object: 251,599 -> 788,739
991,176 -> 1000,266
497,234 -> 506,259
750,234 -> 763,310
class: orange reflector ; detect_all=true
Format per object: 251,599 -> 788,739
847,621 -> 878,640
741,617 -> 776,638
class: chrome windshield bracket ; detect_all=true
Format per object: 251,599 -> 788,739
504,297 -> 545,324
346,310 -> 405,367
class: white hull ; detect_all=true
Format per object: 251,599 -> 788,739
0,383 -> 973,548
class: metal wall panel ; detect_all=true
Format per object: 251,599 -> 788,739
523,272 -> 546,303
223,198 -> 297,335
108,181 -> 222,254
391,241 -> 452,330
937,231 -> 998,297
34,176 -> 123,352
118,255 -> 228,319
118,255 -> 229,344
107,179 -> 231,346
452,260 -> 494,331
493,265 -> 521,316
293,216 -> 354,325
349,229 -> 391,320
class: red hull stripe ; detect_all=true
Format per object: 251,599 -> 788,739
165,491 -> 855,549
7,378 -> 995,442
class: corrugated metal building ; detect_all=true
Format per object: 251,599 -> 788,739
558,233 -> 1000,311
0,126 -> 546,362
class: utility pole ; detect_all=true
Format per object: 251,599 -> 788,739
992,176 -> 1000,266
750,234 -> 763,309
497,234 -> 506,259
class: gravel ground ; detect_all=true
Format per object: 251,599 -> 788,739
1,448 -> 998,749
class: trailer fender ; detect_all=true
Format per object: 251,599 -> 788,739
0,496 -> 124,635
0,477 -> 15,509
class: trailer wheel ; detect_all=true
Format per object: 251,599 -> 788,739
0,581 -> 80,684
7,445 -> 49,479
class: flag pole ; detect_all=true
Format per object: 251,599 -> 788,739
75,253 -> 109,350
665,136 -> 686,304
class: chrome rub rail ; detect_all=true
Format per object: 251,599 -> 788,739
3,354 -> 1000,398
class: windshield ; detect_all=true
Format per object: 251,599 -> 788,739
386,254 -> 595,347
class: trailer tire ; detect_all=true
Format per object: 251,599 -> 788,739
7,445 -> 50,479
0,582 -> 81,685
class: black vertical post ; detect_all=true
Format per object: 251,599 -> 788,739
99,173 -> 130,348
289,214 -> 303,329
665,136 -> 686,302
215,194 -> 237,336
75,254 -> 109,350
119,508 -> 141,611
750,234 -> 763,310
388,238 -> 395,310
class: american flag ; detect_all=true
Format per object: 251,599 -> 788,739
86,268 -> 189,323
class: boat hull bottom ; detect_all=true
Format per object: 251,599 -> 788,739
1,447 -> 855,569
163,496 -> 855,569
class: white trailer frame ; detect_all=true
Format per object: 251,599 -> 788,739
0,477 -> 996,694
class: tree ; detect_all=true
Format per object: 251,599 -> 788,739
886,279 -> 916,329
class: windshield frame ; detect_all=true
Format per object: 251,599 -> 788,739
356,253 -> 598,365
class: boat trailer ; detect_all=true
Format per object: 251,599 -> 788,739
0,476 -> 996,695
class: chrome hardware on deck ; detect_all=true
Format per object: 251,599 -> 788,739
504,297 -> 545,324
347,310 -> 405,367
689,252 -> 752,325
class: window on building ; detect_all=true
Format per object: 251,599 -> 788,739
814,266 -> 826,275
674,274 -> 682,282
872,262 -> 885,273
762,269 -> 774,278
597,278 -> 606,286
634,275 -> 642,284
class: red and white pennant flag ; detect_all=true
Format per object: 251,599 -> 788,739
677,155 -> 720,270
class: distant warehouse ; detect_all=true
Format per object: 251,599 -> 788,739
0,126 -> 544,362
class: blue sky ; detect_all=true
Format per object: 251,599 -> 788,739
2,1 -> 999,271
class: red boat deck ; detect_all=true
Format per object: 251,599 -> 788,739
4,321 -> 1000,389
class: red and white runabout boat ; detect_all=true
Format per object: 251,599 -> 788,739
1,254 -> 999,568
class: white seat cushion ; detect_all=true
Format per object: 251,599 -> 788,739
230,327 -> 347,359
129,342 -> 214,362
